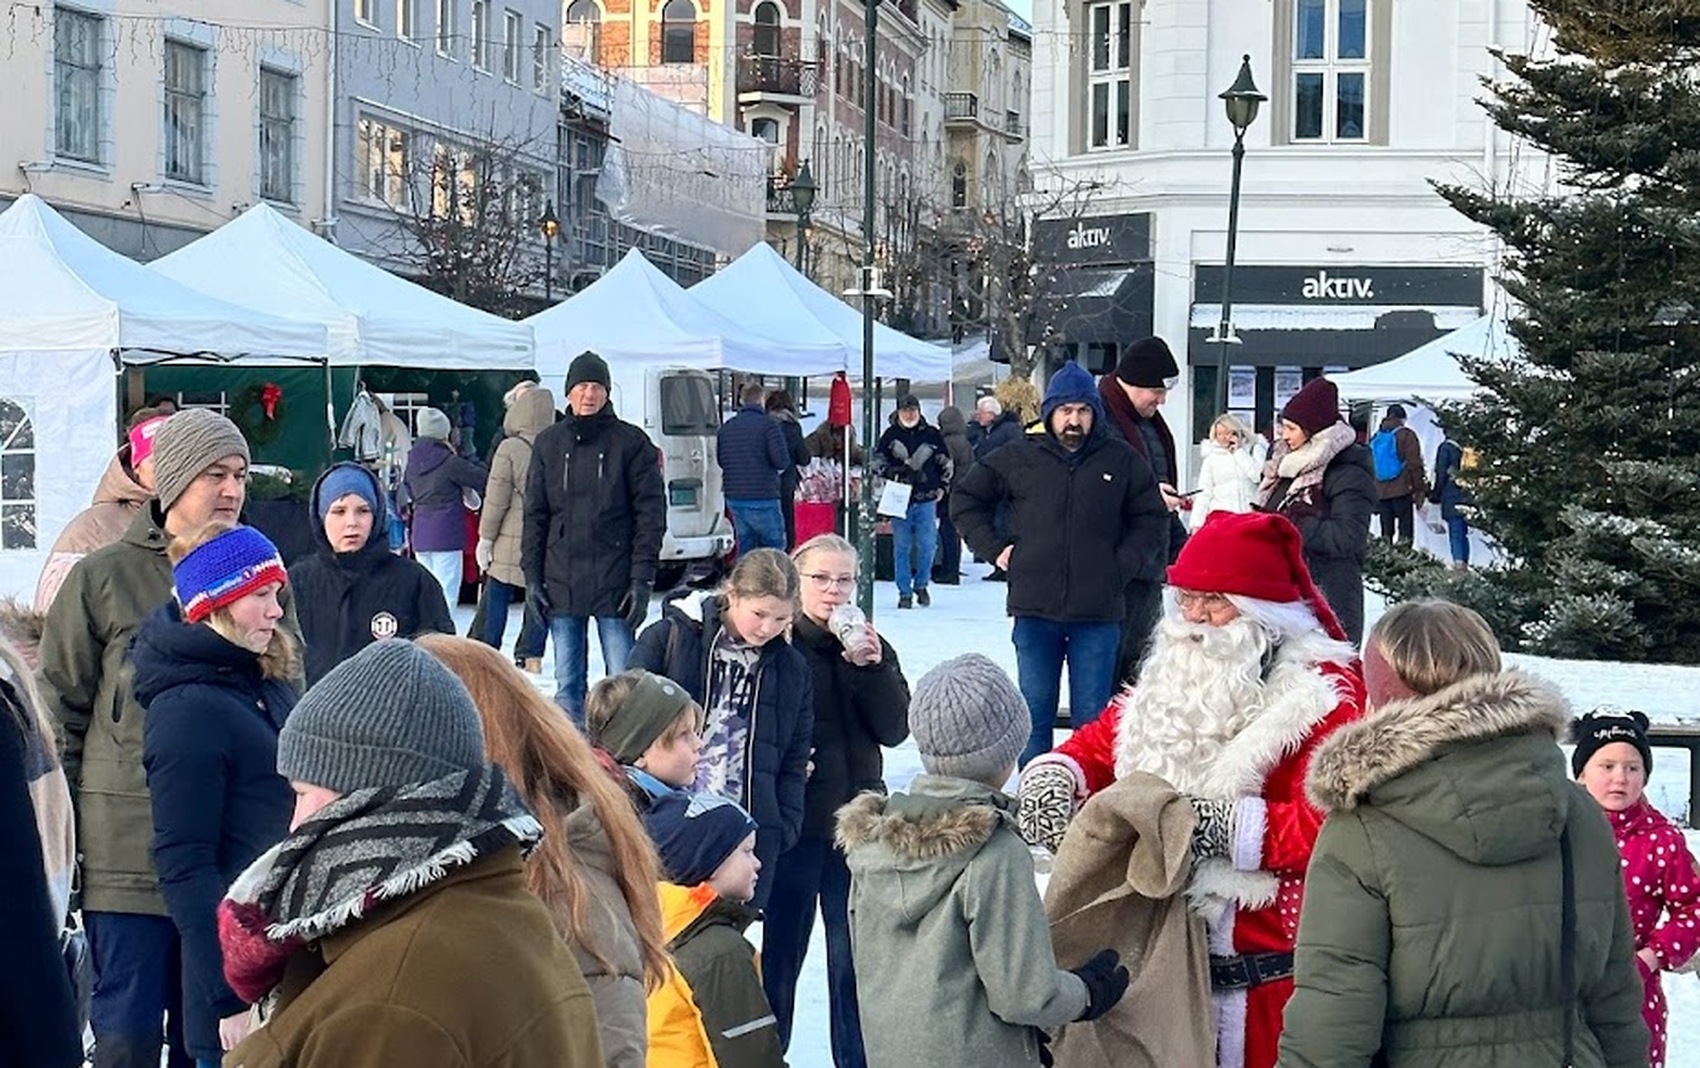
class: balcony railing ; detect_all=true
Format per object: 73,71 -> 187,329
738,54 -> 818,98
944,92 -> 979,122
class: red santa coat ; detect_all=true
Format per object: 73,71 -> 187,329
1029,635 -> 1365,1068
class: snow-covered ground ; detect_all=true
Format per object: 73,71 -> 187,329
461,559 -> 1700,1068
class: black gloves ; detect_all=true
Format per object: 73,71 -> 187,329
526,584 -> 553,624
1186,796 -> 1235,862
1071,949 -> 1130,1022
620,580 -> 652,634
1033,1028 -> 1054,1067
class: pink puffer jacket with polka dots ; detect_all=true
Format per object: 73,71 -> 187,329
1607,798 -> 1700,1068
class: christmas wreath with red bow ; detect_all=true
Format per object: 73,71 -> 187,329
229,382 -> 286,446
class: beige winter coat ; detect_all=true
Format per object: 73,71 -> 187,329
1044,772 -> 1215,1068
479,388 -> 556,587
34,451 -> 152,612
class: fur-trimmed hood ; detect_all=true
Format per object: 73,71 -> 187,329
1306,670 -> 1577,866
836,775 -> 1011,921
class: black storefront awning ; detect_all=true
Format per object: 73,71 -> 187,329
1026,262 -> 1154,347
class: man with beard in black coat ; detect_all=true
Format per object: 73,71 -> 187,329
952,361 -> 1169,767
523,351 -> 667,725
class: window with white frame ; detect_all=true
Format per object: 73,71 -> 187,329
0,397 -> 35,551
532,23 -> 550,90
397,0 -> 418,40
437,0 -> 456,55
355,0 -> 377,25
470,0 -> 491,70
258,68 -> 297,203
503,10 -> 523,82
662,0 -> 695,65
357,117 -> 411,208
1086,0 -> 1131,150
163,40 -> 208,184
54,8 -> 104,163
1292,0 -> 1368,141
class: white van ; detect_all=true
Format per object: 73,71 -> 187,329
609,364 -> 733,588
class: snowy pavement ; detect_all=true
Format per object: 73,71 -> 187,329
458,560 -> 1700,1068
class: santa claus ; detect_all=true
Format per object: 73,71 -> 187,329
1017,509 -> 1365,1068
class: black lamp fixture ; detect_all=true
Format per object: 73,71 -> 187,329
539,198 -> 560,301
1209,55 -> 1267,417
790,159 -> 817,274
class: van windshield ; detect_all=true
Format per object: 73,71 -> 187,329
659,374 -> 719,435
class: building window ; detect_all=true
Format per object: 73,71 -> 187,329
397,0 -> 417,41
53,8 -> 103,163
752,1 -> 780,58
357,117 -> 411,208
258,68 -> 296,203
533,24 -> 551,91
662,0 -> 695,64
470,0 -> 490,70
437,0 -> 456,56
0,397 -> 35,551
163,40 -> 208,184
503,9 -> 523,82
1086,0 -> 1131,149
951,160 -> 966,208
355,0 -> 377,25
1292,0 -> 1369,140
563,0 -> 599,58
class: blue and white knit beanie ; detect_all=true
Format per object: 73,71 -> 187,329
645,791 -> 758,887
173,525 -> 287,623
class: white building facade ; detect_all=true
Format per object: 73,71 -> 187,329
1028,0 -> 1551,471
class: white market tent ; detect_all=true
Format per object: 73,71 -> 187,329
151,202 -> 534,369
0,194 -> 329,601
692,242 -> 953,382
529,248 -> 844,379
1332,314 -> 1516,404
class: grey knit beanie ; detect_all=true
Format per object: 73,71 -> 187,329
909,653 -> 1029,784
151,409 -> 251,511
277,639 -> 487,792
415,407 -> 451,441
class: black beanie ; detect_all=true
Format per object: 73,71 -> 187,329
644,791 -> 758,887
1114,336 -> 1180,388
1570,708 -> 1653,778
566,350 -> 612,392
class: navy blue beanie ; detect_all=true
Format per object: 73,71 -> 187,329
644,791 -> 758,887
316,464 -> 382,525
1041,361 -> 1104,424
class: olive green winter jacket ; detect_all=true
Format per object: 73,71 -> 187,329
1278,671 -> 1649,1068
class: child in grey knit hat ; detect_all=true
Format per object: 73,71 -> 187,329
835,653 -> 1128,1068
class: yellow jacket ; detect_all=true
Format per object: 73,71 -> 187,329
645,882 -> 785,1068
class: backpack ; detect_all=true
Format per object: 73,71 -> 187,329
1369,429 -> 1405,481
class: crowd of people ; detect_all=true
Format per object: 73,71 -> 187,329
1,339 -> 1694,1068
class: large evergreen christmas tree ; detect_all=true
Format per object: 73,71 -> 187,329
1432,1 -> 1700,661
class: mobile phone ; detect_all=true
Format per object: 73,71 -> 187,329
1178,488 -> 1204,498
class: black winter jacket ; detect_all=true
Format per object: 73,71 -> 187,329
288,464 -> 455,685
968,411 -> 1023,460
791,615 -> 909,838
523,406 -> 667,617
0,703 -> 81,1068
875,418 -> 952,503
133,605 -> 296,1059
718,406 -> 791,501
951,427 -> 1169,623
774,410 -> 811,506
1264,443 -> 1377,645
629,593 -> 814,911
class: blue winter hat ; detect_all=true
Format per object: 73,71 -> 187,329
315,464 -> 382,525
1041,360 -> 1104,424
644,791 -> 758,887
173,525 -> 287,624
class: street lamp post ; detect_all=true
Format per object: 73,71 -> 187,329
1210,55 -> 1266,418
790,159 -> 816,276
856,0 -> 880,618
539,199 -> 560,302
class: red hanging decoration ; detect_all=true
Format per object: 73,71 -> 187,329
828,371 -> 852,428
260,383 -> 283,420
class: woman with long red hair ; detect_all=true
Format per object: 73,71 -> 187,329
417,635 -> 668,1068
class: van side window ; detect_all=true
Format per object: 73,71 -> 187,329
660,374 -> 719,435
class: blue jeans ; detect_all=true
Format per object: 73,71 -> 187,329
728,498 -> 788,554
888,498 -> 938,597
762,834 -> 866,1068
551,614 -> 635,725
481,578 -> 545,658
86,910 -> 192,1068
1447,514 -> 1470,565
1012,616 -> 1121,767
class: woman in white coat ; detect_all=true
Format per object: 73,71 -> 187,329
1189,414 -> 1263,530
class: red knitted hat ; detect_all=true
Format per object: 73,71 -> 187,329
1166,510 -> 1348,642
1280,376 -> 1343,437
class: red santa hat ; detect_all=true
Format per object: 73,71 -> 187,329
1166,510 -> 1348,642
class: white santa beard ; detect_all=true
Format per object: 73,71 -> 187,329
1114,614 -> 1272,794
